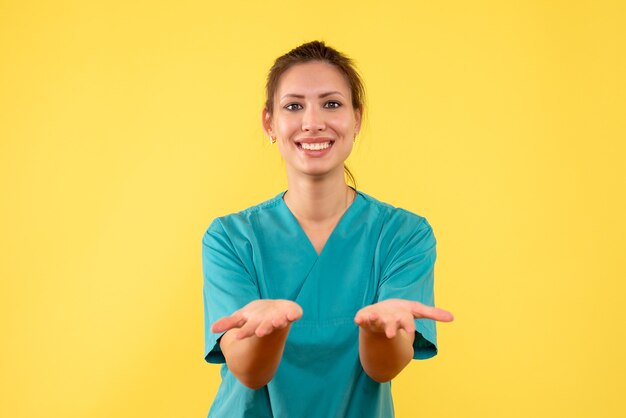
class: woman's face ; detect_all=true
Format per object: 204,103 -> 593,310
263,61 -> 362,180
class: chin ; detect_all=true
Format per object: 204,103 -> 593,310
296,164 -> 345,178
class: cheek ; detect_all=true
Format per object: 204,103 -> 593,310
329,114 -> 355,132
275,141 -> 291,160
275,117 -> 298,135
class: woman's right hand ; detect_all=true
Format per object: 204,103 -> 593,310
211,300 -> 303,340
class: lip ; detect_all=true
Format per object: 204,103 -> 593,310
295,139 -> 334,156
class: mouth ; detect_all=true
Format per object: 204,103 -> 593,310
295,140 -> 335,151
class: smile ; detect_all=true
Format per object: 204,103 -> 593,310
295,140 -> 335,156
299,141 -> 332,150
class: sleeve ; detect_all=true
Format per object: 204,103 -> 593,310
377,215 -> 439,360
202,218 -> 261,363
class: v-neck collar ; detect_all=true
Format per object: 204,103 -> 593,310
279,188 -> 363,259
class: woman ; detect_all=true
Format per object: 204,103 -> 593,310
202,40 -> 454,418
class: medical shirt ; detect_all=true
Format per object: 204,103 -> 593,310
202,188 -> 439,418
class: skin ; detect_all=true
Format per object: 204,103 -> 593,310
354,299 -> 454,382
211,300 -> 303,390
212,60 -> 454,389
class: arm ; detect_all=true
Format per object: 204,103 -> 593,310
358,326 -> 415,382
211,299 -> 303,390
202,219 -> 303,387
219,325 -> 291,390
355,299 -> 453,383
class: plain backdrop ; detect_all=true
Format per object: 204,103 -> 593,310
1,1 -> 624,417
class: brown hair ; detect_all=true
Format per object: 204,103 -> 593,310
264,40 -> 365,189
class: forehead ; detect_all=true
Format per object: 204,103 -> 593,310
276,61 -> 351,98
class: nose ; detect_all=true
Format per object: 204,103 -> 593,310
301,105 -> 325,132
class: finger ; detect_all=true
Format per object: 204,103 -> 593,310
354,309 -> 370,325
355,310 -> 377,332
272,314 -> 289,329
211,312 -> 245,333
286,306 -> 303,322
355,312 -> 375,329
410,302 -> 455,322
255,318 -> 276,338
398,314 -> 416,335
370,313 -> 387,333
236,317 -> 260,340
354,315 -> 367,328
354,315 -> 371,326
380,315 -> 398,339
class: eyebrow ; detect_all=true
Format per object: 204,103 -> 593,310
280,91 -> 345,100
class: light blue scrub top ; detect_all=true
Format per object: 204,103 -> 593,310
202,189 -> 439,418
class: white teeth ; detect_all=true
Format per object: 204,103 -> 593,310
301,142 -> 331,150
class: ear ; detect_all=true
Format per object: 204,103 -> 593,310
354,106 -> 363,135
262,108 -> 273,136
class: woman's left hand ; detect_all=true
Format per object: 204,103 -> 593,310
354,299 -> 454,339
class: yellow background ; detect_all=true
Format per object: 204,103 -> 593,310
1,1 -> 624,417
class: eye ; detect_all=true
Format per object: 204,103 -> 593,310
285,103 -> 302,111
325,101 -> 341,109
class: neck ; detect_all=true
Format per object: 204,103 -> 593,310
283,169 -> 355,224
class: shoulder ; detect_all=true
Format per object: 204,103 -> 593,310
357,190 -> 433,234
356,190 -> 436,267
203,191 -> 285,240
356,191 -> 437,276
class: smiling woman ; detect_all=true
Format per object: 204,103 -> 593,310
263,41 -> 365,190
264,60 -> 360,182
201,40 -> 454,418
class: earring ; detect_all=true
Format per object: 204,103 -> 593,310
269,135 -> 276,144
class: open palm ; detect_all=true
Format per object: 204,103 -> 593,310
354,298 -> 454,339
